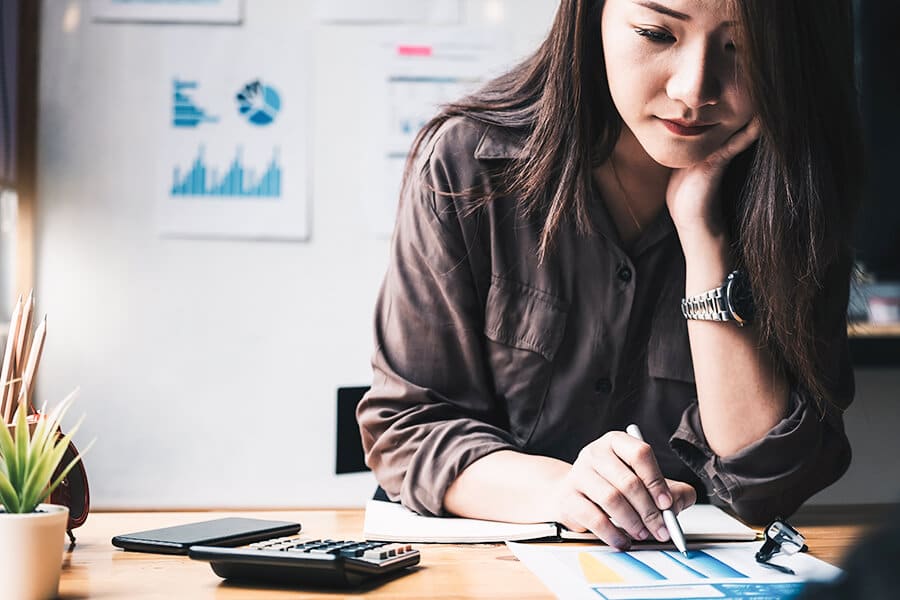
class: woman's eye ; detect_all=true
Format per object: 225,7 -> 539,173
725,40 -> 736,52
634,27 -> 675,43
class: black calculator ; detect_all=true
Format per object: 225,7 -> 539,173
188,535 -> 421,588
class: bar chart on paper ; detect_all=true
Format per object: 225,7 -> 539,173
170,147 -> 282,199
508,542 -> 842,600
577,549 -> 750,584
172,79 -> 219,128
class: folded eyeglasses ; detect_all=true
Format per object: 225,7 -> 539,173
755,517 -> 808,575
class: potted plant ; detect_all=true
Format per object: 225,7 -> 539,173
0,390 -> 89,600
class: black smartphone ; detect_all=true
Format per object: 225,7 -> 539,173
112,517 -> 302,555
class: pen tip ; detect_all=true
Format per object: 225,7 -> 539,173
682,551 -> 690,558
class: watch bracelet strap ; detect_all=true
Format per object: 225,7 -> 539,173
681,285 -> 731,322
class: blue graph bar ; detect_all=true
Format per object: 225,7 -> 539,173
172,80 -> 219,128
171,147 -> 281,199
662,551 -> 748,579
604,553 -> 667,582
388,75 -> 477,84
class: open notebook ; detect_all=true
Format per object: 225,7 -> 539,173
363,499 -> 758,544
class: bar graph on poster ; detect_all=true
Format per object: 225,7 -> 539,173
171,147 -> 281,198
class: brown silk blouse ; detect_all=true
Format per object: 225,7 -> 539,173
357,117 -> 853,525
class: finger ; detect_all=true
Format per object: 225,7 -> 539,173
666,479 -> 698,514
714,117 -> 761,163
572,462 -> 651,542
610,434 -> 673,513
592,457 -> 667,542
560,491 -> 632,550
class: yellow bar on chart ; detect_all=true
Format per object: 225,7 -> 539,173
578,552 -> 625,584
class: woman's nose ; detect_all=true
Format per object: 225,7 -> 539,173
666,41 -> 722,110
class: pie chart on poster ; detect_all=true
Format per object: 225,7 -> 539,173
236,80 -> 281,126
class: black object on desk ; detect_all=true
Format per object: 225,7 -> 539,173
189,536 -> 421,588
111,517 -> 302,555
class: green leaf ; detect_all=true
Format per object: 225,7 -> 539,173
36,390 -> 79,458
15,401 -> 27,453
19,453 -> 56,512
28,402 -> 49,458
0,388 -> 90,513
0,469 -> 21,512
0,422 -> 15,485
0,417 -> 14,458
20,429 -> 76,513
10,405 -> 28,490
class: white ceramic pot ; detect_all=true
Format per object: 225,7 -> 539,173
0,504 -> 69,600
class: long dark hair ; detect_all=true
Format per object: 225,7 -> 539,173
404,0 -> 864,407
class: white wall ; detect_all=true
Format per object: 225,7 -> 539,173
35,0 -> 556,509
34,0 -> 899,510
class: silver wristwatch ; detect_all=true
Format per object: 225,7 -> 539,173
681,270 -> 754,327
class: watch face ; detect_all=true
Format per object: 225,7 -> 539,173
726,271 -> 755,323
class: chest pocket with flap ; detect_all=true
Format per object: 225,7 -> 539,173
483,276 -> 568,445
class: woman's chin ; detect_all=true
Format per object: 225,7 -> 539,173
642,145 -> 716,170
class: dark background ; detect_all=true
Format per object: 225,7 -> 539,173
0,0 -> 20,187
854,0 -> 900,280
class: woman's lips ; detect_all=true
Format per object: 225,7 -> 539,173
659,118 -> 717,136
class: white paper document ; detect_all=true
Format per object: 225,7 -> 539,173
507,541 -> 842,600
156,26 -> 311,240
359,28 -> 515,238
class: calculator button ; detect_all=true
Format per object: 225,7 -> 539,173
271,544 -> 294,551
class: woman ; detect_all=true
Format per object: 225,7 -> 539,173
358,0 -> 863,550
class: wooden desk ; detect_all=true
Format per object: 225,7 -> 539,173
58,505 -> 893,599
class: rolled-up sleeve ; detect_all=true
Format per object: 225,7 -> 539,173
357,132 -> 518,516
669,259 -> 855,525
670,385 -> 851,524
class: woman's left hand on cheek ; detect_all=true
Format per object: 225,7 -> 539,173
666,118 -> 762,239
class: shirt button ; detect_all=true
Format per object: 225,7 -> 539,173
594,378 -> 612,394
617,265 -> 632,283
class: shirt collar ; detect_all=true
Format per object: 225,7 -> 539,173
474,123 -> 675,254
473,125 -> 526,160
590,183 -> 677,257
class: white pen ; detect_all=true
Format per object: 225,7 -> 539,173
625,424 -> 689,558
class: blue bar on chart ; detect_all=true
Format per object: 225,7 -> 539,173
578,550 -> 750,585
171,147 -> 282,199
172,80 -> 218,128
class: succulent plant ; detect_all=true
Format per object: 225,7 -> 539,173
0,390 -> 91,514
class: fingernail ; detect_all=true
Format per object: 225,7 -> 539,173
614,536 -> 631,551
657,493 -> 672,510
637,528 -> 650,540
657,526 -> 670,542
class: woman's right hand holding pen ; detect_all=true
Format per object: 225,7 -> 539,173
552,431 -> 697,550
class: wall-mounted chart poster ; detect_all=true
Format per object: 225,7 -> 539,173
91,0 -> 243,24
155,27 -> 310,241
360,28 -> 513,238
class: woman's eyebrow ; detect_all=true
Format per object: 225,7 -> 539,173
632,1 -> 736,27
634,1 -> 691,21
